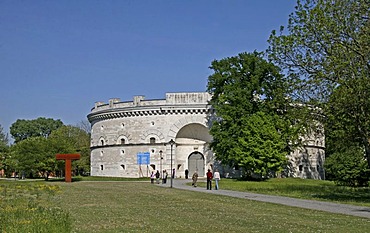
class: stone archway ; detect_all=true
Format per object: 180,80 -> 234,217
188,152 -> 205,177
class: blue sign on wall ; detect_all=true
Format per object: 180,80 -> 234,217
137,152 -> 150,165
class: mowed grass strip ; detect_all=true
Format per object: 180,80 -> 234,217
57,181 -> 370,233
204,178 -> 370,207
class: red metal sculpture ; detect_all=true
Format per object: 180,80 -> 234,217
56,154 -> 81,182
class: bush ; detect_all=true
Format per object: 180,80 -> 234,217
325,146 -> 370,187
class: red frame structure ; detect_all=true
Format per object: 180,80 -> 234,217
56,154 -> 81,182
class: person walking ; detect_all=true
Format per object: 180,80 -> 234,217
155,170 -> 160,184
185,169 -> 189,179
150,171 -> 155,184
206,169 -> 213,190
192,170 -> 198,187
214,169 -> 221,190
162,170 -> 168,184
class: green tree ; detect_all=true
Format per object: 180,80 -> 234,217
325,146 -> 370,187
10,136 -> 55,179
10,117 -> 63,143
207,52 -> 298,179
48,125 -> 90,175
8,124 -> 90,180
0,124 -> 9,177
267,0 -> 370,168
0,124 -> 9,149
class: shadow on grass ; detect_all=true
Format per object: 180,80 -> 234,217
312,188 -> 370,203
46,176 -> 151,182
281,184 -> 370,204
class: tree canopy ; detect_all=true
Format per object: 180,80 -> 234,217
7,124 -> 90,179
0,124 -> 9,152
267,0 -> 370,171
207,52 -> 298,178
10,117 -> 64,143
0,124 -> 9,176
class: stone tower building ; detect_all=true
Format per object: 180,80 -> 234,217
87,92 -> 325,179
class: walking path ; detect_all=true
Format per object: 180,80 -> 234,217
162,178 -> 370,219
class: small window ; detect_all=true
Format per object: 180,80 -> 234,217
121,150 -> 125,155
121,123 -> 125,128
150,137 -> 156,144
151,121 -> 155,126
100,150 -> 104,156
299,165 -> 303,172
101,139 -> 104,146
121,164 -> 125,170
121,138 -> 125,144
100,165 -> 104,170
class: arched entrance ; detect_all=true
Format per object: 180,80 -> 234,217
188,152 -> 205,177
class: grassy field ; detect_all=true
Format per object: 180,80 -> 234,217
1,178 -> 370,232
196,178 -> 370,207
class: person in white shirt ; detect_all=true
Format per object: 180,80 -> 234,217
214,170 -> 221,190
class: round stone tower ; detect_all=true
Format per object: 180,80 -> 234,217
87,92 -> 213,178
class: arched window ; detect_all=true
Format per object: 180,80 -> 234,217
100,139 -> 104,146
150,137 -> 156,144
121,138 -> 125,144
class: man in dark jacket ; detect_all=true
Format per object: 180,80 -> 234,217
206,169 -> 213,190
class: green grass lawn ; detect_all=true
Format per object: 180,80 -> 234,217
1,178 -> 370,232
202,178 -> 370,207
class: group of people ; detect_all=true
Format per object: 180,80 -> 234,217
151,168 -> 221,190
150,170 -> 168,184
192,169 -> 221,190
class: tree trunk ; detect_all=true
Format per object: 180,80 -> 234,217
364,138 -> 370,170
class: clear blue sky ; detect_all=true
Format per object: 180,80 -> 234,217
0,0 -> 296,138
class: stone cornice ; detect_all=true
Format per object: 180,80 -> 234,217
87,105 -> 212,123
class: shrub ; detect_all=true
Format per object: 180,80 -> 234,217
325,146 -> 370,187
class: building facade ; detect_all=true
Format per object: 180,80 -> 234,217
87,92 -> 325,179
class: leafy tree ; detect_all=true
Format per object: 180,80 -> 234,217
48,125 -> 90,175
325,146 -> 370,187
267,0 -> 370,169
10,117 -> 63,143
10,136 -> 55,179
234,112 -> 288,178
207,52 -> 298,179
8,124 -> 90,180
0,124 -> 9,177
0,124 -> 9,149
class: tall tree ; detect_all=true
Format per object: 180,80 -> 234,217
48,125 -> 90,175
10,117 -> 63,143
10,136 -> 52,179
0,124 -> 9,177
267,0 -> 370,167
0,124 -> 9,149
207,52 -> 298,178
8,125 -> 90,180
